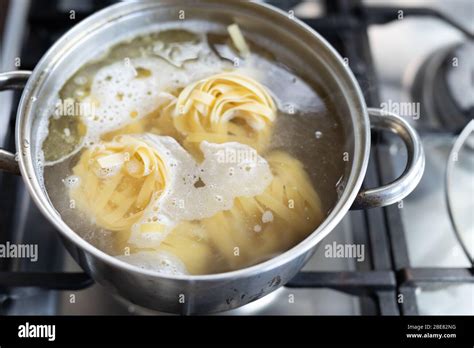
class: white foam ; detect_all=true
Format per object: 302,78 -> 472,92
81,57 -> 185,141
262,210 -> 274,223
128,134 -> 273,249
77,54 -> 229,149
41,37 -> 232,167
199,141 -> 273,198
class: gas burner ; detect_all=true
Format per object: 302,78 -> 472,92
411,41 -> 474,132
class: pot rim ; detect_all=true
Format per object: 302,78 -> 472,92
16,0 -> 370,281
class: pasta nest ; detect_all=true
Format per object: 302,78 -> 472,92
70,135 -> 167,232
166,72 -> 277,152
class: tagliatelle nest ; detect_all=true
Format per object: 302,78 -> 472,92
70,135 -> 167,232
163,72 -> 277,153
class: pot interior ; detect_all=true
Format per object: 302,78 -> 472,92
20,0 -> 368,276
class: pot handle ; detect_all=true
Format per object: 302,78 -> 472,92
351,108 -> 425,210
0,71 -> 32,175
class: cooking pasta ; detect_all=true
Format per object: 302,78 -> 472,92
70,133 -> 274,247
115,150 -> 323,274
165,72 -> 277,154
41,27 -> 344,275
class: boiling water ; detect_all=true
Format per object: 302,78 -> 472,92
42,28 -> 347,274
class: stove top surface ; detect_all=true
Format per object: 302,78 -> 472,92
0,0 -> 472,316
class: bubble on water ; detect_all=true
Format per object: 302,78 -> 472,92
262,210 -> 273,223
74,76 -> 87,85
75,89 -> 85,98
63,175 -> 80,188
315,131 -> 323,139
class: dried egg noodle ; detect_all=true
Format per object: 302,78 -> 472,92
42,27 -> 331,275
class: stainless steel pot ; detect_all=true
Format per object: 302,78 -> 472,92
0,0 -> 425,314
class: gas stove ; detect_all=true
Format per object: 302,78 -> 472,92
0,0 -> 472,316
